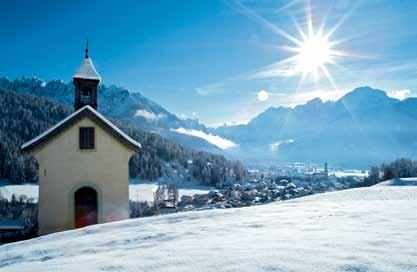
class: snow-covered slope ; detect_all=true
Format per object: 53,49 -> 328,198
0,181 -> 38,202
1,186 -> 417,271
375,177 -> 417,187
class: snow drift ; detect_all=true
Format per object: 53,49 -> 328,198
1,186 -> 417,271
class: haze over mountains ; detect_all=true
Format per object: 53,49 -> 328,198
2,76 -> 416,168
215,87 -> 417,167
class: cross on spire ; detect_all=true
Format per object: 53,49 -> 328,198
85,39 -> 89,58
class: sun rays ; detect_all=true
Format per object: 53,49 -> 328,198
236,0 -> 356,88
289,22 -> 335,81
279,4 -> 351,86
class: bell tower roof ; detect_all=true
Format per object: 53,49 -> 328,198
73,41 -> 101,81
73,58 -> 101,81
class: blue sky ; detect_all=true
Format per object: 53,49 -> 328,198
2,0 -> 417,126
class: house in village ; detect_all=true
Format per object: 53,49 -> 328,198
22,45 -> 141,235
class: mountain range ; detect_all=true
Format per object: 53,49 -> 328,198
2,76 -> 416,168
214,87 -> 417,167
0,77 -> 220,153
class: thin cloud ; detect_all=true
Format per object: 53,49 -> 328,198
208,119 -> 250,128
249,61 -> 299,79
171,127 -> 238,149
196,83 -> 225,96
388,89 -> 411,100
135,109 -> 166,121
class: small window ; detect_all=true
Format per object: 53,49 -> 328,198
80,89 -> 92,104
79,127 -> 95,150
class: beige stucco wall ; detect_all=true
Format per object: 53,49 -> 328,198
32,117 -> 135,235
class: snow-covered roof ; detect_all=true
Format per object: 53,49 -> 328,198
73,57 -> 101,81
21,105 -> 141,152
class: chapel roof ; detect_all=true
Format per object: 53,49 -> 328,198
21,105 -> 141,152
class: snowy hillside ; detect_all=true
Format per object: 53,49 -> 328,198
375,177 -> 417,186
1,186 -> 417,271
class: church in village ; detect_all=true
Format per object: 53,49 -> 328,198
22,45 -> 141,235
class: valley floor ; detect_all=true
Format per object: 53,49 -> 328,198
0,180 -> 214,203
1,186 -> 417,271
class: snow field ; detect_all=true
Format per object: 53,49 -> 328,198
1,186 -> 416,271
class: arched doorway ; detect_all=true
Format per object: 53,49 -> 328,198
74,187 -> 98,228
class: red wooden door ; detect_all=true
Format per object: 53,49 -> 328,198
74,187 -> 98,228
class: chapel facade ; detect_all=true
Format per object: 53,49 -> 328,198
22,45 -> 140,235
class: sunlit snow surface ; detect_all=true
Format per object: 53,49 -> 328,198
0,182 -> 38,202
1,186 -> 417,271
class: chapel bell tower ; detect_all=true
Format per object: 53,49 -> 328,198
73,41 -> 101,110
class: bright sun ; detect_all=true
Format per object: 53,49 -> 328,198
267,5 -> 350,85
297,34 -> 332,76
283,19 -> 340,83
236,1 -> 355,94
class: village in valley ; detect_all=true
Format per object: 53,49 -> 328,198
0,153 -> 392,242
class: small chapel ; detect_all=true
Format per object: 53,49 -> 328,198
22,45 -> 141,235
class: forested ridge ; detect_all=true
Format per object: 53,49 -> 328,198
360,158 -> 417,187
0,88 -> 246,186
